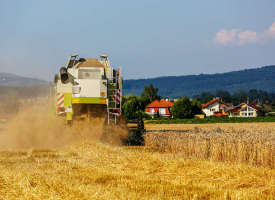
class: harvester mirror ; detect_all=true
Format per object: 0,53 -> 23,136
60,67 -> 69,83
78,58 -> 86,62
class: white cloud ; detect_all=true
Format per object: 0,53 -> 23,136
214,29 -> 239,45
237,31 -> 258,45
214,21 -> 275,46
263,22 -> 275,40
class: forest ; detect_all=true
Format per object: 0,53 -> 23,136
124,65 -> 275,97
193,89 -> 275,105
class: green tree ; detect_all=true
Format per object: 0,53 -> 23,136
247,89 -> 258,102
191,98 -> 202,115
171,97 -> 193,119
258,90 -> 269,104
194,92 -> 214,104
232,91 -> 247,105
122,95 -> 142,120
140,84 -> 160,108
215,90 -> 232,103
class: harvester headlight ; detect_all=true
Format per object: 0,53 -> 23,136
72,85 -> 81,97
73,86 -> 81,93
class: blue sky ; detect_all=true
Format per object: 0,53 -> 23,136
1,0 -> 275,80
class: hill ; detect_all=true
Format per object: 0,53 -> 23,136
3,65 -> 275,98
123,65 -> 275,97
0,72 -> 47,86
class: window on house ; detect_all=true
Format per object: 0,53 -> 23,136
159,108 -> 166,115
150,108 -> 155,114
241,112 -> 247,116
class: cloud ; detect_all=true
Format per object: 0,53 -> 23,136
213,21 -> 275,46
263,22 -> 275,40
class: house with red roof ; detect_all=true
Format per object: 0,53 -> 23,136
145,99 -> 174,118
202,98 -> 231,117
227,103 -> 264,117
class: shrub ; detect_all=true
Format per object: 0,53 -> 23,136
171,97 -> 193,118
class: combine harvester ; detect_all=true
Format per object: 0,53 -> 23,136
54,54 -> 122,125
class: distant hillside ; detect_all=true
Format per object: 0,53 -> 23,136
124,65 -> 275,97
0,72 -> 47,86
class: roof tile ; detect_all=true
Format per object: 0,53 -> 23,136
202,98 -> 230,109
146,100 -> 173,108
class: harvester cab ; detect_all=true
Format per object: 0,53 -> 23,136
54,54 -> 122,125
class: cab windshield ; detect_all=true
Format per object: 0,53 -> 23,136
78,69 -> 102,79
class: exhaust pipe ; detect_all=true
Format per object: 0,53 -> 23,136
60,67 -> 69,83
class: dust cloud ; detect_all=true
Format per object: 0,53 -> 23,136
0,103 -> 128,150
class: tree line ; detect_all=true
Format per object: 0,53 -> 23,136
122,84 -> 202,120
122,84 -> 160,120
122,85 -> 275,120
193,89 -> 275,105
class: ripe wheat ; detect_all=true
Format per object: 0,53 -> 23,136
145,127 -> 275,168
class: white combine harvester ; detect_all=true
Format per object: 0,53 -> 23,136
54,54 -> 122,125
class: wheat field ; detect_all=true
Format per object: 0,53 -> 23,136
0,141 -> 274,199
145,126 -> 275,168
0,110 -> 274,199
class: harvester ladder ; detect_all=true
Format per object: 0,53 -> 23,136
107,69 -> 121,125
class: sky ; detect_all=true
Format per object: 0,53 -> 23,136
0,0 -> 275,81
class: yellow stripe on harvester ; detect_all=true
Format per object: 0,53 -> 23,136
72,97 -> 106,104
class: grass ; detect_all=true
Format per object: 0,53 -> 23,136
146,116 -> 275,124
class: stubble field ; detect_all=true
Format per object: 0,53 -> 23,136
0,109 -> 274,199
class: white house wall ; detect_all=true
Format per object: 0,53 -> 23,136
146,108 -> 171,117
202,102 -> 220,116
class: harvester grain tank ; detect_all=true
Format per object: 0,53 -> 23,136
54,54 -> 122,124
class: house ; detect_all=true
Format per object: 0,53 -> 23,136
202,98 -> 231,117
227,103 -> 264,117
145,99 -> 173,118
